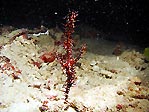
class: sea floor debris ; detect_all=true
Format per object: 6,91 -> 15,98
0,27 -> 149,112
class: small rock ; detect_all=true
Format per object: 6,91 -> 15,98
100,69 -> 113,78
117,91 -> 124,95
130,77 -> 141,85
90,60 -> 97,66
30,81 -> 42,89
92,65 -> 99,72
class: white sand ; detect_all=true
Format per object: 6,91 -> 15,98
0,30 -> 149,112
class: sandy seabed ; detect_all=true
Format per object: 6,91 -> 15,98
0,28 -> 149,112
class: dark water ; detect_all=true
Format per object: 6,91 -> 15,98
0,0 -> 148,47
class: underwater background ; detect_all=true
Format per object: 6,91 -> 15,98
0,0 -> 149,112
0,0 -> 148,46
